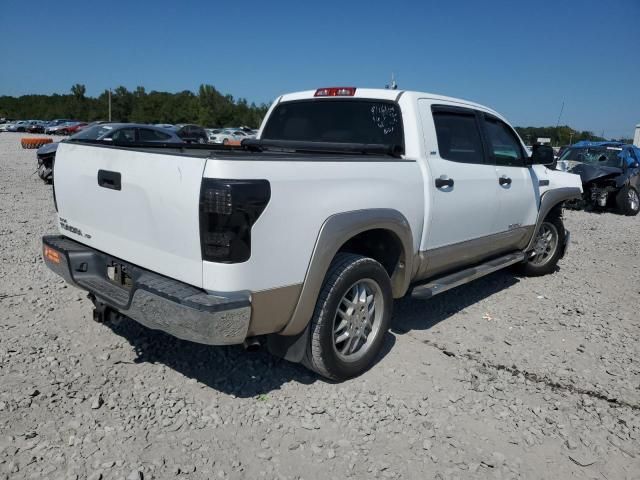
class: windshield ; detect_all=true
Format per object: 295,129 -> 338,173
559,147 -> 624,168
261,99 -> 404,149
70,124 -> 114,140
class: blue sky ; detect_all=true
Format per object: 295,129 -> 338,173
1,0 -> 638,137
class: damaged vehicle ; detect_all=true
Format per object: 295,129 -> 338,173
36,141 -> 58,184
558,142 -> 640,215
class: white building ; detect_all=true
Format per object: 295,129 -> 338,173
634,124 -> 640,147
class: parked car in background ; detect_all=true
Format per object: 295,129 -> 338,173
0,122 -> 17,132
44,119 -> 75,134
36,123 -> 184,184
73,123 -> 184,144
154,124 -> 174,129
27,121 -> 48,133
209,128 -> 254,145
75,120 -> 108,133
559,142 -> 640,215
8,120 -> 32,132
168,124 -> 208,144
36,142 -> 59,184
58,122 -> 88,136
556,145 -> 569,159
205,128 -> 223,143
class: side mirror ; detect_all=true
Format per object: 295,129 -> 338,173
528,144 -> 555,165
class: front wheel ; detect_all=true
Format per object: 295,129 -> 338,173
616,186 -> 640,216
303,253 -> 393,381
520,214 -> 566,277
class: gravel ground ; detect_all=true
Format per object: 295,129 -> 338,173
1,132 -> 639,480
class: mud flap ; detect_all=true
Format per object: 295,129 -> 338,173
266,324 -> 311,363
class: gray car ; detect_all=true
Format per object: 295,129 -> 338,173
71,123 -> 184,143
36,123 -> 184,184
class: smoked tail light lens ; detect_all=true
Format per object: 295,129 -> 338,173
199,179 -> 271,263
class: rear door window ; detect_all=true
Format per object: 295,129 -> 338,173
262,99 -> 404,151
432,108 -> 485,164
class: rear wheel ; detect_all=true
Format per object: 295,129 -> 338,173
616,186 -> 640,216
520,214 -> 566,277
303,253 -> 392,381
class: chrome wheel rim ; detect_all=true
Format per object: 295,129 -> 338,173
530,222 -> 559,266
332,279 -> 383,362
628,189 -> 639,211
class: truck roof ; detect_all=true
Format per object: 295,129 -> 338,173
278,88 -> 502,118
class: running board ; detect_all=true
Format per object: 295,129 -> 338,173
411,251 -> 525,300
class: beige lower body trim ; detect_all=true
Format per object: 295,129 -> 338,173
248,284 -> 302,336
413,226 -> 534,282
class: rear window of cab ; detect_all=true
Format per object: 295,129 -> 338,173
262,99 -> 404,150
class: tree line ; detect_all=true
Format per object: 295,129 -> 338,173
0,84 -> 270,128
514,125 -> 632,146
0,85 -> 632,144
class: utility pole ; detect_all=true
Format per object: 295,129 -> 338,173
108,89 -> 112,122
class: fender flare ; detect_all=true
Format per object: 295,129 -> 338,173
278,208 -> 414,337
525,187 -> 581,252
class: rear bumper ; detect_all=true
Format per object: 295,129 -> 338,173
42,235 -> 251,345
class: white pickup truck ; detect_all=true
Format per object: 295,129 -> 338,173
43,87 -> 582,380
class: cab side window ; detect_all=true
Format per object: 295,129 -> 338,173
483,116 -> 525,167
432,109 -> 485,164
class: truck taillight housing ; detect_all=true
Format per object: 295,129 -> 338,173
199,179 -> 270,263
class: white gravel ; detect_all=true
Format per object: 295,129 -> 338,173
1,132 -> 639,479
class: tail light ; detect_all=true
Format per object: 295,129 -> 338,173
314,87 -> 356,97
199,179 -> 270,263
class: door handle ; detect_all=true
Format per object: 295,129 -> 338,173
97,170 -> 121,191
499,176 -> 512,186
435,176 -> 454,188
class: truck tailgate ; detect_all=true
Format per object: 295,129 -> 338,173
54,142 -> 206,288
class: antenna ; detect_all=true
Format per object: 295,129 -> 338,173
555,101 -> 564,128
385,73 -> 398,90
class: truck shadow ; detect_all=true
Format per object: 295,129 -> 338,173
105,316 -> 319,396
391,270 -> 520,334
105,315 -> 397,396
102,270 -> 517,396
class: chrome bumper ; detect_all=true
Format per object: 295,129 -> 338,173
42,235 -> 251,345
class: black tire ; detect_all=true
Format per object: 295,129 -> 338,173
303,253 -> 393,381
616,186 -> 640,216
520,213 -> 566,277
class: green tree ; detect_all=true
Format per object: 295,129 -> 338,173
0,84 -> 270,128
70,84 -> 86,100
